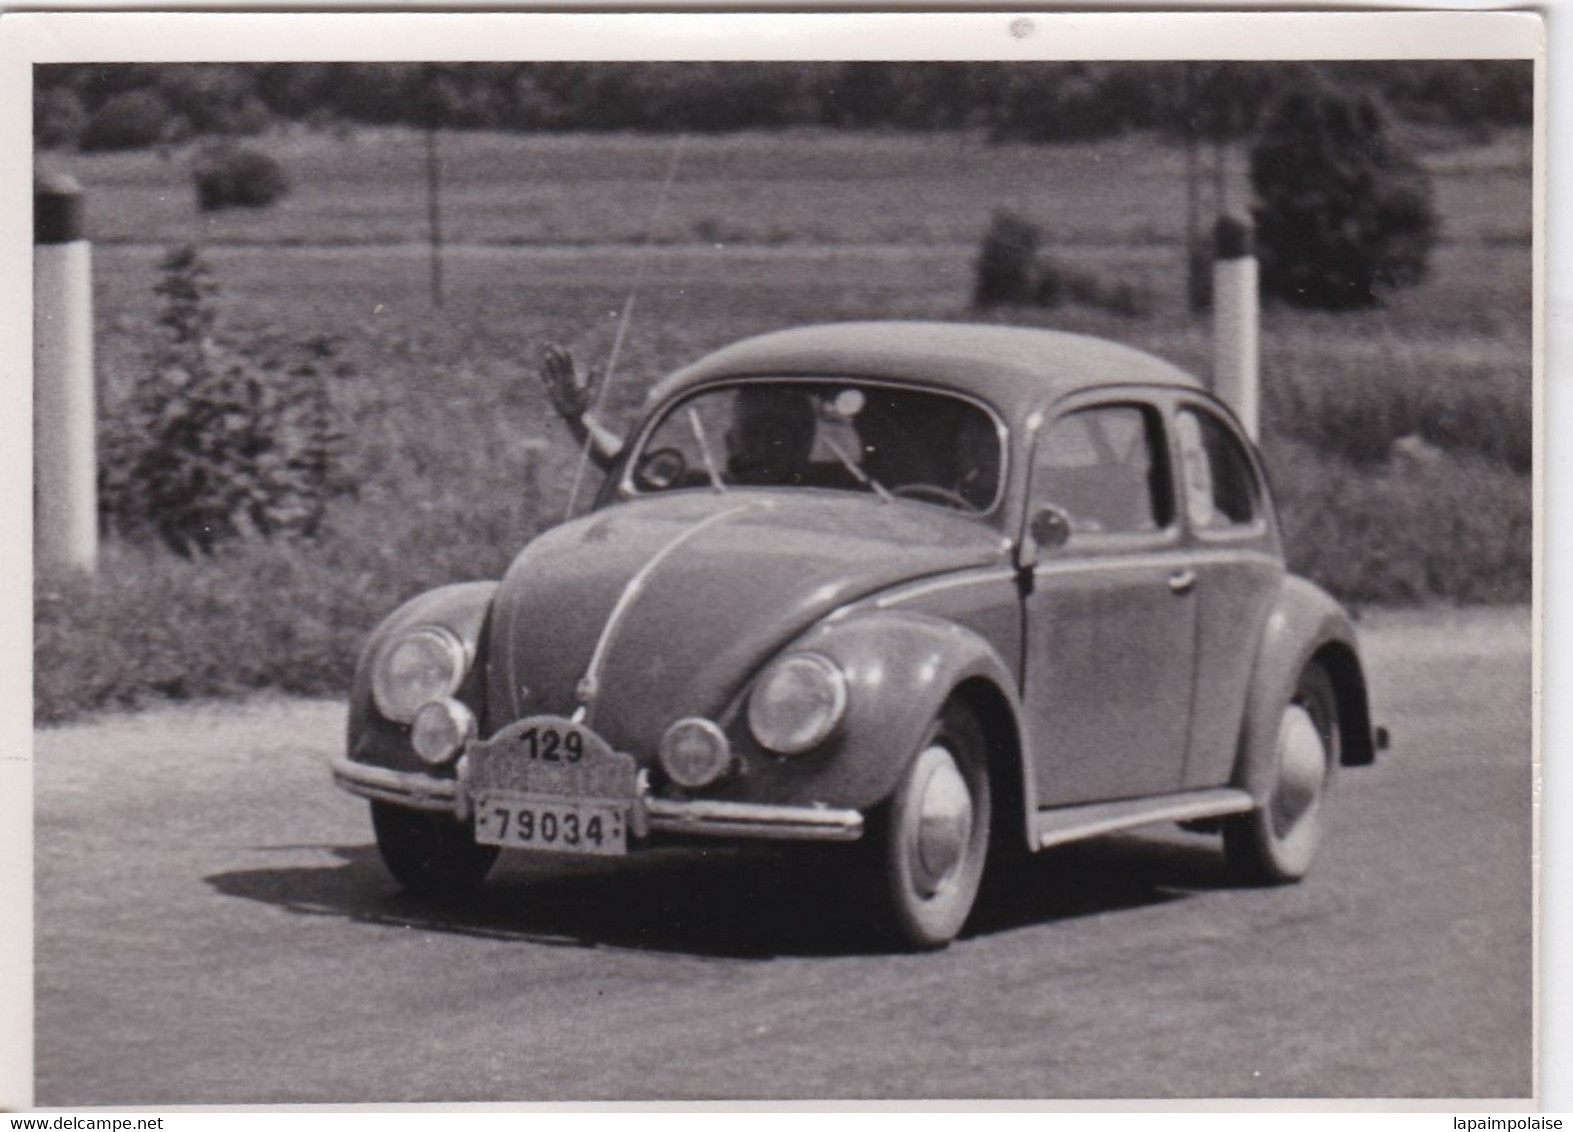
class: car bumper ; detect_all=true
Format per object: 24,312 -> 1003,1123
329,755 -> 864,843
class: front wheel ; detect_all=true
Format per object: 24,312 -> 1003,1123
1224,664 -> 1340,884
870,702 -> 992,949
371,801 -> 499,897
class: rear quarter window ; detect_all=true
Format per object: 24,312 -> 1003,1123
1175,407 -> 1259,530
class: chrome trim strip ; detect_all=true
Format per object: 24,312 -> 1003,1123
331,756 -> 459,815
874,566 -> 1017,610
575,502 -> 755,717
645,797 -> 864,842
1033,547 -> 1280,578
1033,787 -> 1254,851
1033,548 -> 1197,577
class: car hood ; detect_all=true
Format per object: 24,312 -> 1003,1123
483,490 -> 1008,754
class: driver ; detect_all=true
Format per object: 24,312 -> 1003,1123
856,393 -> 999,510
540,345 -> 816,487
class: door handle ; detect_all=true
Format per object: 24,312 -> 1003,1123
1167,568 -> 1197,595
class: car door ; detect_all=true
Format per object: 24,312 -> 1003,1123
1170,401 -> 1286,789
1022,397 -> 1198,807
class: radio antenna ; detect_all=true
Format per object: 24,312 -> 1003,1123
563,134 -> 688,519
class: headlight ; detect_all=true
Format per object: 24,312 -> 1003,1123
372,626 -> 467,723
748,652 -> 848,755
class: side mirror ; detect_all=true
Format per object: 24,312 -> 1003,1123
1029,504 -> 1072,553
634,446 -> 687,490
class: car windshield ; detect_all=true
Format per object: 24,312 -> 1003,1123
626,380 -> 1004,512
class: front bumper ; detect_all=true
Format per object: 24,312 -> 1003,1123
329,755 -> 864,844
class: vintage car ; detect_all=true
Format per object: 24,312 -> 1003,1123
331,321 -> 1377,949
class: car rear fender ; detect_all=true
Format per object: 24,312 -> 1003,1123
1232,576 -> 1376,802
789,610 -> 1034,840
347,581 -> 498,774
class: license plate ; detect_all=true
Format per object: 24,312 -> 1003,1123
465,716 -> 639,857
474,793 -> 627,856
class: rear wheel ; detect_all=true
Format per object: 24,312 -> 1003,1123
870,702 -> 992,949
1224,664 -> 1340,884
371,801 -> 498,897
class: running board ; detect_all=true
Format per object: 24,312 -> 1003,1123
1033,787 -> 1256,851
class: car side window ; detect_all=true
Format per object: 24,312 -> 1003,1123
1033,404 -> 1173,536
1175,407 -> 1259,530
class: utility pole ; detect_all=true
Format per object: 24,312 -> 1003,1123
424,64 -> 445,309
1213,114 -> 1229,217
1183,63 -> 1209,313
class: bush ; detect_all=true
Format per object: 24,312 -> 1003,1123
34,86 -> 88,150
80,88 -> 174,152
193,144 -> 291,211
974,213 -> 1150,317
99,246 -> 349,556
1250,75 -> 1439,309
973,210 -> 1042,306
34,541 -> 357,723
1266,438 -> 1531,605
1262,336 -> 1531,474
39,458 -> 545,725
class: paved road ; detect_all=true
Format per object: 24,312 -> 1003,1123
34,607 -> 1533,1105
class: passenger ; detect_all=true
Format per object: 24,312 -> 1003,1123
541,345 -> 816,487
540,345 -> 623,471
724,386 -> 817,486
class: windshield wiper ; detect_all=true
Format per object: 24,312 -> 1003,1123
687,407 -> 727,493
822,432 -> 892,503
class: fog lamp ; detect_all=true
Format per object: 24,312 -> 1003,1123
659,717 -> 732,789
411,698 -> 477,766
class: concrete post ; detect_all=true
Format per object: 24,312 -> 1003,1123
34,172 -> 97,573
1212,214 -> 1259,442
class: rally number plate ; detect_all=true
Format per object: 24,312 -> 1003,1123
465,715 -> 638,799
474,793 -> 627,856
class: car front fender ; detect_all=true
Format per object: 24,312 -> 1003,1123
1233,576 -> 1376,802
347,581 -> 499,775
714,609 -> 1030,824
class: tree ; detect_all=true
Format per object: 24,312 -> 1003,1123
1250,75 -> 1438,309
34,86 -> 88,149
81,88 -> 176,152
156,65 -> 273,136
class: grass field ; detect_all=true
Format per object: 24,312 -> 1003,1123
69,126 -> 1533,250
34,127 -> 1535,722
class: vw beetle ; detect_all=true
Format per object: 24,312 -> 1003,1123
332,322 -> 1377,949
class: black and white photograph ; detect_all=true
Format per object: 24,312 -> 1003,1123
8,10 -> 1546,1110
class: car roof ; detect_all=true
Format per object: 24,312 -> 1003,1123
645,321 -> 1204,421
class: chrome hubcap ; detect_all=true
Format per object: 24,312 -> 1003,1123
1273,703 -> 1327,837
909,745 -> 974,897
